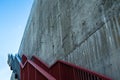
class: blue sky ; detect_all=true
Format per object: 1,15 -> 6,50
0,0 -> 33,79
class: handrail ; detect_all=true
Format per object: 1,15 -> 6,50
32,55 -> 112,80
8,54 -> 112,80
20,60 -> 56,80
28,60 -> 56,80
8,54 -> 56,80
56,60 -> 111,80
31,55 -> 49,72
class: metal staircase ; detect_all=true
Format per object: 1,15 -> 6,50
8,54 -> 112,80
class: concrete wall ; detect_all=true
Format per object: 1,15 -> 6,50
18,0 -> 120,79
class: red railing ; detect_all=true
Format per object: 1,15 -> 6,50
20,55 -> 56,80
20,55 -> 112,80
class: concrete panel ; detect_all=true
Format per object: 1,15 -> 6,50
17,0 -> 120,79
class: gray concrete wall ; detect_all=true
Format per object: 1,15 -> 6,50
18,0 -> 120,79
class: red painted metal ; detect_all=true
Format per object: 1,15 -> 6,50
22,54 -> 27,64
20,55 -> 112,80
32,55 -> 49,72
20,55 -> 56,80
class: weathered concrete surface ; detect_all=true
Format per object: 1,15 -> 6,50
18,0 -> 120,79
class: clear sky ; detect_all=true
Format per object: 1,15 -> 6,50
0,0 -> 33,80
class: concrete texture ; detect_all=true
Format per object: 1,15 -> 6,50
17,0 -> 120,79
